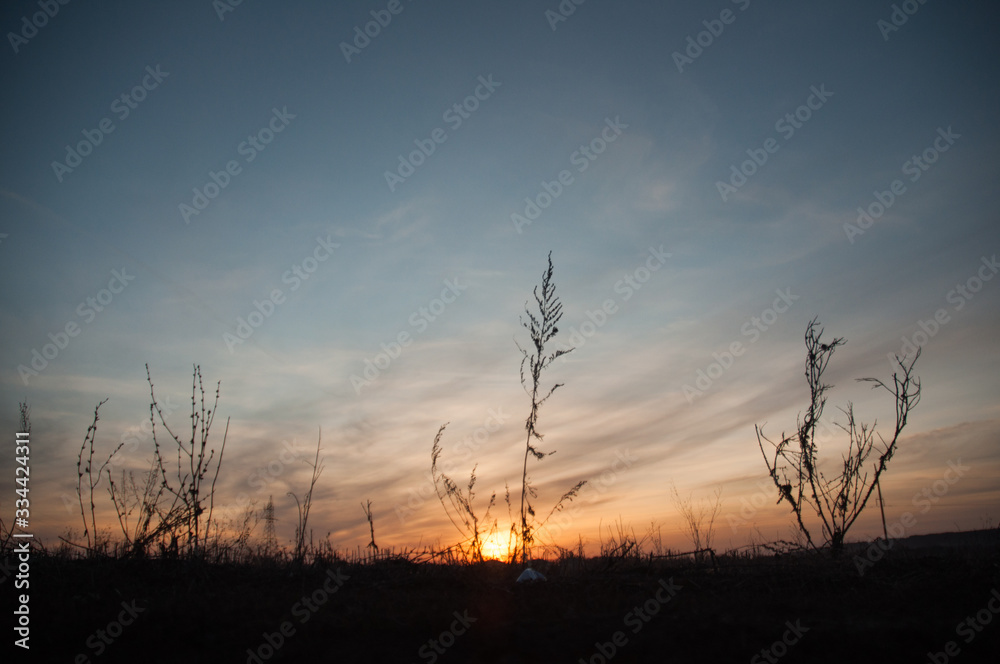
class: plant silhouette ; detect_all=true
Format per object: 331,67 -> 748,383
756,317 -> 921,556
515,251 -> 586,563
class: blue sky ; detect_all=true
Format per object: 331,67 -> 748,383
2,0 -> 998,555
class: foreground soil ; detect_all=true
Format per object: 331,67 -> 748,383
15,543 -> 1000,663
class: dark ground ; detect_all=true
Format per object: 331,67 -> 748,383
11,532 -> 1000,663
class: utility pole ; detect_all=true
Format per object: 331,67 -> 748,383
263,495 -> 277,555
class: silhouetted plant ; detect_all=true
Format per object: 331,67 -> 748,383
106,459 -> 177,558
362,499 -> 378,554
599,517 -> 646,566
756,317 -> 921,556
288,427 -> 324,563
76,398 -> 121,554
670,483 -> 723,562
218,499 -> 259,563
148,364 -> 230,556
431,423 -> 497,562
514,251 -> 586,563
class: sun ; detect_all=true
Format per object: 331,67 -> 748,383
479,532 -> 514,561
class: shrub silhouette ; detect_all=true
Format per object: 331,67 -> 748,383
148,364 -> 230,556
756,317 -> 921,556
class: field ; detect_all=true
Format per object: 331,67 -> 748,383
19,531 -> 1000,663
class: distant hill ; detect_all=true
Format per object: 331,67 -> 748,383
895,528 -> 1000,549
848,527 -> 1000,551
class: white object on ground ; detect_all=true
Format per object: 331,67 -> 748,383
516,567 -> 546,582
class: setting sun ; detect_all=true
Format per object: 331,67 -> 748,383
479,532 -> 515,562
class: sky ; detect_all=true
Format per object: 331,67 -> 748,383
1,0 -> 998,558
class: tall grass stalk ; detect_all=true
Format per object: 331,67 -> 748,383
514,251 -> 586,563
289,427 -> 324,563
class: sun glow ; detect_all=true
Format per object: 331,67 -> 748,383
479,532 -> 515,561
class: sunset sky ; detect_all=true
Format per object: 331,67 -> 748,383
1,0 -> 998,557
